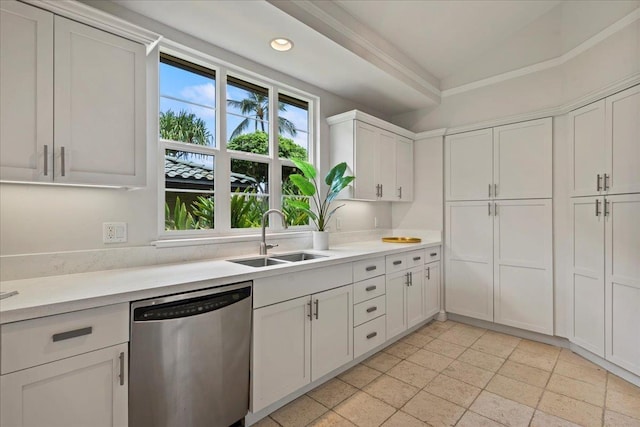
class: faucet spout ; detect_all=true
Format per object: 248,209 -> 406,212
260,209 -> 288,255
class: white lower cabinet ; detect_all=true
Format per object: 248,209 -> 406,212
386,250 -> 425,339
1,343 -> 128,427
252,285 -> 353,412
424,261 -> 441,318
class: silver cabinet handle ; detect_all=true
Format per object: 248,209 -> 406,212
488,202 -> 492,216
427,266 -> 430,280
393,260 -> 402,266
488,183 -> 492,197
413,256 -> 421,261
604,198 -> 610,217
604,174 -> 610,191
119,351 -> 125,386
60,146 -> 66,177
410,271 -> 413,286
43,145 -> 49,176
398,186 -> 402,199
430,252 -> 437,257
366,306 -> 377,313
380,184 -> 383,198
366,332 -> 378,339
494,203 -> 498,215
405,272 -> 410,286
307,300 -> 313,321
365,285 -> 377,291
52,326 -> 92,342
365,266 -> 377,272
494,183 -> 498,196
597,174 -> 602,191
595,199 -> 601,217
314,299 -> 319,320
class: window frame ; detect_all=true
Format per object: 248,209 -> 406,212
157,45 -> 317,240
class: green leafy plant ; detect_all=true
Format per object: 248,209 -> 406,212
230,190 -> 268,228
288,160 -> 354,231
192,195 -> 215,229
165,196 -> 199,230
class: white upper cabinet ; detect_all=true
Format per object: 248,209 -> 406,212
0,2 -> 146,187
396,135 -> 414,201
377,129 -> 397,201
570,85 -> 640,197
446,118 -> 552,201
0,1 -> 53,182
352,121 -> 378,200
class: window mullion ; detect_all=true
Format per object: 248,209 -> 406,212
270,86 -> 282,230
217,67 -> 231,232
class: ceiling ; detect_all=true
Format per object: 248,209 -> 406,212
113,0 -> 639,116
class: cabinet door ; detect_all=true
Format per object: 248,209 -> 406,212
395,136 -> 414,201
569,100 -> 606,197
605,85 -> 640,195
354,121 -> 378,200
0,343 -> 127,427
0,1 -> 53,182
493,118 -> 552,199
445,128 -> 493,201
54,16 -> 146,186
377,130 -> 397,201
252,296 -> 311,412
311,285 -> 353,381
570,197 -> 606,357
386,271 -> 408,339
493,199 -> 553,334
406,266 -> 424,328
605,194 -> 640,375
424,261 -> 441,318
445,202 -> 494,321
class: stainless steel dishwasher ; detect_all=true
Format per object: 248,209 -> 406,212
129,281 -> 252,427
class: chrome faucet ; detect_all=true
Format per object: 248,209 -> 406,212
260,209 -> 288,255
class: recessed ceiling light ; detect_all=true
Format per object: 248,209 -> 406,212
270,38 -> 293,52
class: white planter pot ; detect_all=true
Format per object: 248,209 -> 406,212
312,231 -> 329,250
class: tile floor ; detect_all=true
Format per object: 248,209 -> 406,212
253,320 -> 640,427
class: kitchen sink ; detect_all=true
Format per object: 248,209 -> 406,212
270,252 -> 328,262
228,257 -> 288,268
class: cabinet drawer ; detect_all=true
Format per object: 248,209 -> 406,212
386,253 -> 407,273
407,250 -> 425,268
1,303 -> 129,375
354,295 -> 386,327
353,276 -> 385,304
353,257 -> 385,282
425,246 -> 440,263
354,316 -> 386,358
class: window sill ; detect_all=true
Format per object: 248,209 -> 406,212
151,230 -> 312,248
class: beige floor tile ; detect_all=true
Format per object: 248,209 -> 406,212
604,410 -> 640,427
363,352 -> 402,373
406,349 -> 454,372
554,360 -> 607,387
508,348 -> 557,371
546,373 -> 605,407
516,339 -> 561,357
498,360 -> 551,388
606,389 -> 640,419
334,392 -> 396,427
401,332 -> 434,348
271,395 -> 329,427
438,327 -> 484,347
423,374 -> 481,408
471,334 -> 519,359
402,391 -> 465,426
252,416 -> 280,427
422,338 -> 467,358
482,330 -> 521,346
558,348 -> 600,369
538,390 -> 603,427
530,410 -> 581,427
456,411 -> 505,427
308,411 -> 357,427
381,411 -> 427,427
339,365 -> 382,389
308,378 -> 358,408
439,320 -> 459,329
470,391 -> 534,427
363,375 -> 419,409
383,341 -> 420,359
458,348 -> 505,372
608,374 -> 640,397
454,323 -> 487,335
442,360 -> 494,388
386,360 -> 438,388
485,374 -> 543,408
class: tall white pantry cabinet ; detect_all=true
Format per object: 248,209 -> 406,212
445,117 -> 554,335
569,85 -> 640,376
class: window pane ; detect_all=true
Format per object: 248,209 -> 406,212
231,159 -> 269,228
227,77 -> 269,153
230,194 -> 268,229
282,165 -> 310,226
165,150 -> 214,230
278,95 -> 309,161
160,59 -> 216,147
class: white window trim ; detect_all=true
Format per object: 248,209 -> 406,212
156,42 -> 319,242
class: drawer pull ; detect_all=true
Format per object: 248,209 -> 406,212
393,260 -> 402,266
430,252 -> 437,257
366,306 -> 377,313
52,326 -> 93,342
366,332 -> 378,339
413,256 -> 421,261
119,351 -> 125,386
365,285 -> 377,292
365,266 -> 377,272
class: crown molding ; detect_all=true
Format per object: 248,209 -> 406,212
414,129 -> 447,140
327,110 -> 415,139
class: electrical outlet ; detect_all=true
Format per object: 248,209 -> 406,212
103,222 -> 127,243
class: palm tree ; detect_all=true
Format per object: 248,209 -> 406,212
160,110 -> 212,146
227,92 -> 297,139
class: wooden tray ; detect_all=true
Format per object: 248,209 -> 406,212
381,237 -> 422,243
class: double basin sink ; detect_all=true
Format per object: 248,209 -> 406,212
229,252 -> 327,268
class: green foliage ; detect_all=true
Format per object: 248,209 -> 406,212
282,196 -> 310,226
165,196 -> 199,230
192,196 -> 214,229
227,131 -> 307,160
160,110 -> 212,147
227,93 -> 297,139
288,160 -> 355,231
230,190 -> 268,228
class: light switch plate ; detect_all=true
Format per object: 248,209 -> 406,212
103,222 -> 127,243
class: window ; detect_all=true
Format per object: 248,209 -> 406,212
159,52 -> 315,235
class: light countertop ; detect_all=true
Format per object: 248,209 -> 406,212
0,239 -> 440,324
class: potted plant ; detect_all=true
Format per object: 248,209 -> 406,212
288,159 -> 355,250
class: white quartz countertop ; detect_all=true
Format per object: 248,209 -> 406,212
0,239 -> 440,324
